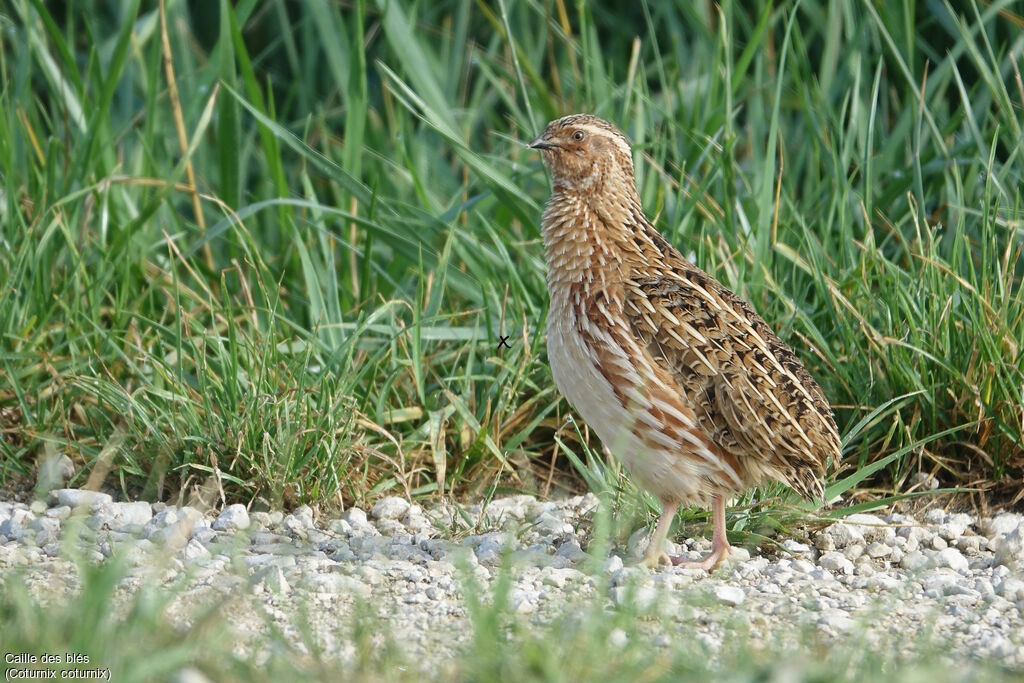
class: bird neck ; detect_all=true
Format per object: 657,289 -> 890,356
541,190 -> 632,291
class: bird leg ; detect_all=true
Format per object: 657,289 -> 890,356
670,494 -> 732,572
639,500 -> 679,568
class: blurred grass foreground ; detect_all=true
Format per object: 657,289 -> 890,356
0,0 -> 1022,510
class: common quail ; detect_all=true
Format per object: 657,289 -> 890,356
529,114 -> 840,570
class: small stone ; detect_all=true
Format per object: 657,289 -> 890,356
997,576 -> 1024,602
954,535 -> 983,555
35,453 -> 75,493
628,585 -> 659,610
993,526 -> 1024,570
930,536 -> 948,550
181,538 -> 209,561
260,569 -> 288,593
824,522 -> 864,549
924,509 -> 947,525
372,496 -> 410,521
729,547 -> 751,562
938,514 -> 972,540
0,509 -> 33,541
819,551 -> 854,575
854,559 -> 876,576
900,551 -> 933,571
780,539 -> 813,556
790,559 -> 816,574
812,531 -> 836,552
555,540 -> 587,564
52,489 -> 113,509
144,507 -> 204,551
909,472 -> 939,490
818,610 -> 855,632
341,507 -> 368,526
603,555 -> 624,575
534,510 -> 571,536
90,501 -> 153,529
866,574 -> 901,591
305,573 -> 369,596
607,628 -> 628,648
845,514 -> 888,542
169,667 -> 214,683
843,543 -> 865,561
982,513 -> 1020,538
212,504 -> 250,531
934,547 -> 968,572
712,584 -> 745,606
400,591 -> 426,605
865,542 -> 892,559
510,589 -> 538,613
45,506 -> 71,520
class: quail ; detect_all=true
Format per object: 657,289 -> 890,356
529,114 -> 840,571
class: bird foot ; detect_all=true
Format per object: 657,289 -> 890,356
669,543 -> 732,573
637,550 -> 672,569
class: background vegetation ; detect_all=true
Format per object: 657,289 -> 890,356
1,0 -> 1022,513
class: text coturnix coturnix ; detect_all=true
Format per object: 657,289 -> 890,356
529,114 -> 840,571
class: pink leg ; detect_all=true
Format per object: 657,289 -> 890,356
640,500 -> 680,567
670,494 -> 732,572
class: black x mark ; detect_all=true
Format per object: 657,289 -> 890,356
497,335 -> 511,350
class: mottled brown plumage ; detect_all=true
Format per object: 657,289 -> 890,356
529,114 -> 840,571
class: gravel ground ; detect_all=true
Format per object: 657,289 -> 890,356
1,480 -> 1023,673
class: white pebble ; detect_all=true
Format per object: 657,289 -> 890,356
372,496 -> 410,521
712,584 -> 745,606
212,504 -> 250,531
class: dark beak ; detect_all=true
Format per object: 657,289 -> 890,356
528,135 -> 558,150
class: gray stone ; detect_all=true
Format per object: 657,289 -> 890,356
304,573 -> 370,597
212,504 -> 250,531
603,555 -> 624,575
819,552 -> 854,575
610,584 -> 658,610
900,551 -> 934,571
144,507 -> 204,551
935,547 -> 969,572
865,542 -> 892,559
90,501 -> 153,529
780,539 -> 814,556
712,584 -> 745,606
924,509 -> 947,525
341,507 -> 368,526
818,610 -> 855,632
372,496 -> 410,521
993,526 -> 1024,570
258,566 -> 290,594
938,513 -> 972,540
181,538 -> 210,561
35,453 -> 75,493
812,531 -> 836,551
845,514 -> 889,542
510,589 -> 538,613
45,506 -> 71,520
824,522 -> 864,548
555,540 -> 587,564
982,513 -> 1021,538
997,577 -> 1024,602
0,509 -> 33,541
169,667 -> 214,683
52,489 -> 113,509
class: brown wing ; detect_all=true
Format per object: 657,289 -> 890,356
621,253 -> 839,501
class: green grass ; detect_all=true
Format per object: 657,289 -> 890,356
2,0 -> 1023,511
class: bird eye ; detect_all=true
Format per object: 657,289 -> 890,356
572,130 -> 585,141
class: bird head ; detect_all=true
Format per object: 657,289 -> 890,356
528,114 -> 635,194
